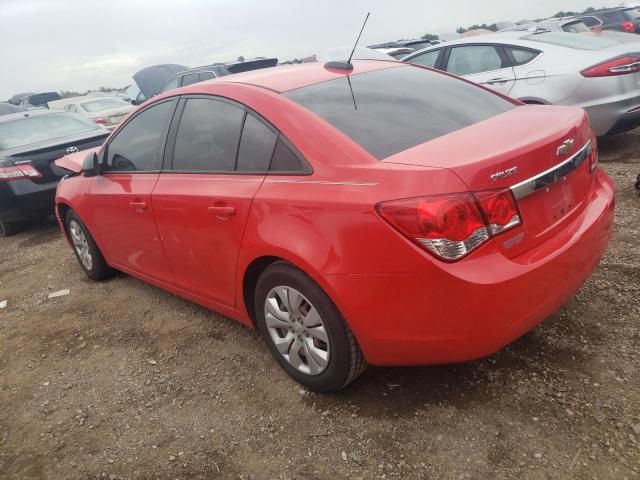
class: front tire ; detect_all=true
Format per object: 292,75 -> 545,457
65,210 -> 115,281
255,261 -> 366,392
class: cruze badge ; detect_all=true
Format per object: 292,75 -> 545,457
490,166 -> 518,182
556,138 -> 575,156
66,146 -> 78,154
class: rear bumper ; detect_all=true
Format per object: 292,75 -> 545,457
0,180 -> 57,222
581,91 -> 640,136
324,169 -> 615,366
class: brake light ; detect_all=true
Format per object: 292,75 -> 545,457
92,117 -> 107,125
622,21 -> 635,33
377,189 -> 521,261
0,164 -> 43,181
581,56 -> 640,77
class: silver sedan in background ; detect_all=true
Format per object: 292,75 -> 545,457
403,31 -> 640,136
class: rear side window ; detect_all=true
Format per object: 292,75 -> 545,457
284,66 -> 514,160
580,16 -> 602,27
105,100 -> 175,171
181,74 -> 200,87
407,49 -> 441,68
162,77 -> 180,92
561,21 -> 590,33
199,71 -> 216,81
269,138 -> 306,172
172,98 -> 244,171
447,46 -> 505,75
236,114 -> 278,171
505,47 -> 541,66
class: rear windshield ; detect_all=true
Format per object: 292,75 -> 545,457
81,98 -> 130,112
524,32 -> 620,49
284,66 -> 514,160
0,113 -> 100,150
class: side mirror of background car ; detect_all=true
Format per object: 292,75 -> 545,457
81,152 -> 101,177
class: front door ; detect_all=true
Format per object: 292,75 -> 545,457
152,97 -> 278,307
89,99 -> 177,282
445,45 -> 516,96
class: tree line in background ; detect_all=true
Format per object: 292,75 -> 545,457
59,86 -> 126,99
422,6 -> 602,39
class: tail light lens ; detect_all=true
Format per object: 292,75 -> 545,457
581,56 -> 640,77
621,21 -> 635,33
92,117 -> 107,125
377,190 -> 521,261
0,163 -> 43,181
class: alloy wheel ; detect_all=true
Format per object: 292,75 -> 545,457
264,286 -> 330,375
69,220 -> 93,270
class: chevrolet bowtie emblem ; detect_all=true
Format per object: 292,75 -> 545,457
556,138 -> 575,156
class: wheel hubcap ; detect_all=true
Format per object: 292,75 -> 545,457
264,286 -> 330,376
69,220 -> 92,270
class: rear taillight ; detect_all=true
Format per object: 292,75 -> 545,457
377,189 -> 521,261
581,56 -> 640,77
92,116 -> 107,125
622,21 -> 635,33
0,163 -> 43,181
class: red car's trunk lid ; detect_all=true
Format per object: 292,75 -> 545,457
382,105 -> 596,258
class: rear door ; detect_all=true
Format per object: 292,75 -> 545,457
443,44 -> 516,96
88,98 -> 177,281
152,96 -> 276,307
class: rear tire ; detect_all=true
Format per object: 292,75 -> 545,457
0,217 -> 24,237
65,210 -> 115,281
255,261 -> 366,392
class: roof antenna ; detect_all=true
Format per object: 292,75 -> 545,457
325,12 -> 371,71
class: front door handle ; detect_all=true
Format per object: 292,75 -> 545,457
208,205 -> 236,219
129,201 -> 147,213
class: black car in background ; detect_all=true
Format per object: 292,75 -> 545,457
159,57 -> 279,94
131,57 -> 279,103
0,110 -> 109,236
577,7 -> 640,33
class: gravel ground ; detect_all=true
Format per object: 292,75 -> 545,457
0,131 -> 638,480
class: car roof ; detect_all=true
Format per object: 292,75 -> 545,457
192,60 -> 404,94
0,108 -> 60,124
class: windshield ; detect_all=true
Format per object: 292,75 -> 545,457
525,32 -> 620,49
285,65 -> 514,160
81,98 -> 130,112
0,113 -> 100,150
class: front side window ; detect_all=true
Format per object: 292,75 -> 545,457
104,100 -> 175,171
408,49 -> 441,68
447,45 -> 504,76
172,98 -> 244,171
236,113 -> 278,172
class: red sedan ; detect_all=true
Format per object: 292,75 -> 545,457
54,60 -> 614,392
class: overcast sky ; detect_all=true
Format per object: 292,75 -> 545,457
0,0 -> 622,99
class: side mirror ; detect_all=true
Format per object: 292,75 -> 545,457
81,152 -> 101,177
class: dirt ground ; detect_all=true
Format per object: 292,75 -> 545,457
0,131 -> 639,480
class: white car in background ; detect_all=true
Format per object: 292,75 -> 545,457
61,97 -> 134,130
403,31 -> 640,136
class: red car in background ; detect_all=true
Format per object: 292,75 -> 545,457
54,60 -> 614,392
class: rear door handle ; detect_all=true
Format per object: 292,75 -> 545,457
487,77 -> 510,85
129,201 -> 147,213
208,206 -> 236,219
